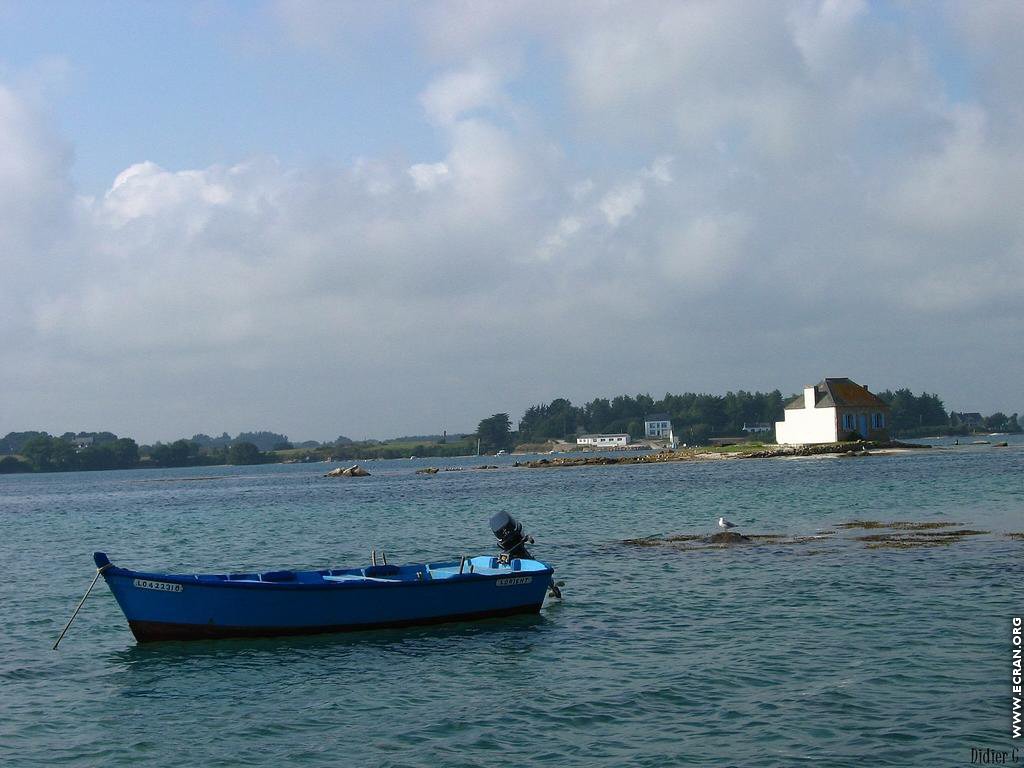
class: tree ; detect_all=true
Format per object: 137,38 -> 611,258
150,439 -> 201,467
235,431 -> 289,451
878,389 -> 949,433
191,432 -> 232,448
518,398 -> 580,441
19,435 -> 77,471
228,441 -> 264,465
0,456 -> 30,473
477,413 -> 512,452
111,438 -> 140,468
984,412 -> 1013,432
0,431 -> 49,455
21,435 -> 55,471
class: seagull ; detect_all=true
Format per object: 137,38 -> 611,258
718,516 -> 737,531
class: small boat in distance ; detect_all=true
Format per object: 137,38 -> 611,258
95,513 -> 555,643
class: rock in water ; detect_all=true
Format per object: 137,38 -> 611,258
707,531 -> 751,544
416,467 -> 440,474
325,464 -> 370,477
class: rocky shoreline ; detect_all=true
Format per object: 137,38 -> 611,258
623,521 -> 1018,552
514,440 -> 929,468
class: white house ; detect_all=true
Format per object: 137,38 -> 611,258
644,414 -> 672,438
775,377 -> 891,445
577,434 -> 630,448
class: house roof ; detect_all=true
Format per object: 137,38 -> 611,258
644,413 -> 670,422
784,378 -> 890,410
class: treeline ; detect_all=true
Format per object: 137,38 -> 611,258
516,391 -> 787,445
0,432 -> 273,473
480,388 -> 1020,448
147,439 -> 270,467
3,386 -> 1019,473
1,431 -> 120,455
950,412 -> 1019,433
1,434 -> 140,473
327,440 -> 476,461
875,389 -> 1020,436
191,431 -> 293,451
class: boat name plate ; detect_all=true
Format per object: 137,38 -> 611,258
133,578 -> 184,593
495,576 -> 533,587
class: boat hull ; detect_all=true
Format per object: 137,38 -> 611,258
97,556 -> 553,643
127,603 -> 542,642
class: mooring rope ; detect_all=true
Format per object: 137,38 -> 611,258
53,563 -> 111,650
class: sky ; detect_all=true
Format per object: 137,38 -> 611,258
1,0 -> 1022,443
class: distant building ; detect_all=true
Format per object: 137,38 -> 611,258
644,414 -> 672,438
742,422 -> 772,434
577,434 -> 630,448
952,412 -> 983,428
775,378 -> 891,445
71,436 -> 94,450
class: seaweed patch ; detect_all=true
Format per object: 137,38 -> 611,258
858,529 -> 988,549
836,520 -> 961,531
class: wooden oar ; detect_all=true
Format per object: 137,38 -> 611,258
53,563 -> 110,650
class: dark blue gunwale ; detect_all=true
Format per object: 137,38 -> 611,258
101,563 -> 554,592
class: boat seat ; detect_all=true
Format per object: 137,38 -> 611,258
364,564 -> 400,577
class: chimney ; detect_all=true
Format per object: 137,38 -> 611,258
804,386 -> 816,409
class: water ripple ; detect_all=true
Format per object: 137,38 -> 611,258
1,444 -> 1021,767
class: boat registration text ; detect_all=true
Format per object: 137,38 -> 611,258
133,579 -> 183,593
495,576 -> 533,587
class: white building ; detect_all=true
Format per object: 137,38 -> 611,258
577,434 -> 630,448
775,378 -> 891,445
644,414 -> 672,437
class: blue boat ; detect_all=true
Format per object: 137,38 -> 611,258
94,513 -> 557,642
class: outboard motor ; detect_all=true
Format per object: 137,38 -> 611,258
489,511 -> 534,560
488,512 -> 562,598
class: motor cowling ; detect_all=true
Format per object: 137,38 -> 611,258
489,511 -> 534,559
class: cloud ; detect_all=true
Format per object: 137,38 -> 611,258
789,0 -> 868,74
268,0 -> 406,52
598,181 -> 644,228
408,161 -> 450,191
4,2 -> 1024,441
419,60 -> 509,126
0,82 -> 74,320
658,213 -> 751,290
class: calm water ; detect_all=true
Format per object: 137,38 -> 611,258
2,440 -> 1022,767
